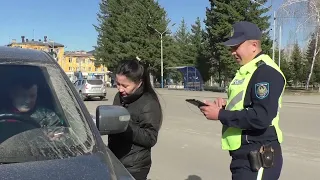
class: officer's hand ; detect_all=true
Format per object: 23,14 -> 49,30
214,97 -> 226,109
200,100 -> 220,120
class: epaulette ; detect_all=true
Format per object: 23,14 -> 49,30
256,60 -> 266,67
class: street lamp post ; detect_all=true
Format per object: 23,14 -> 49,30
251,0 -> 277,62
160,33 -> 164,88
279,25 -> 282,68
148,23 -> 175,88
272,11 -> 276,61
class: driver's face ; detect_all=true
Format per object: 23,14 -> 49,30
11,85 -> 38,113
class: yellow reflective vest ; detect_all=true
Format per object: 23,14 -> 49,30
221,54 -> 286,151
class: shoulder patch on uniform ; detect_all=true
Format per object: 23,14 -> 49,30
255,82 -> 269,99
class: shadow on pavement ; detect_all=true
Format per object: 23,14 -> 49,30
185,175 -> 202,180
84,98 -> 109,102
147,175 -> 202,180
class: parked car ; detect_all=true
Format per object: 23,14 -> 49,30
74,79 -> 106,101
0,46 -> 134,180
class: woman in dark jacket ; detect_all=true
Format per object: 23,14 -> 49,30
108,58 -> 163,180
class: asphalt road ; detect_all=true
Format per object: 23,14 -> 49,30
85,88 -> 320,180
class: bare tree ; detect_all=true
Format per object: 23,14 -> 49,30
280,0 -> 320,89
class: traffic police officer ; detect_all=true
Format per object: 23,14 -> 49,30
200,21 -> 286,180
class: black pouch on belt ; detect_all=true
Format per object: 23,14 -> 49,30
260,144 -> 274,168
248,150 -> 262,172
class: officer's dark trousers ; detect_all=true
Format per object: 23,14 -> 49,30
229,141 -> 283,180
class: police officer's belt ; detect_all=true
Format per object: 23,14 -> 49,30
241,126 -> 278,144
229,126 -> 279,160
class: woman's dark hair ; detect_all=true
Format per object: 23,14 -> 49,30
116,58 -> 163,127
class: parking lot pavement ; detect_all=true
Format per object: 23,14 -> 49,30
85,88 -> 320,180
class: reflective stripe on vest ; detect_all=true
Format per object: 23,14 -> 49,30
225,91 -> 244,110
221,54 -> 286,151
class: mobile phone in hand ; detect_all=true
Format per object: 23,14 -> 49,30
185,99 -> 208,108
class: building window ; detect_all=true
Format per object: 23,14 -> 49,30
69,67 -> 72,71
69,58 -> 72,63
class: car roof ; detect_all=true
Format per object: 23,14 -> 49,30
0,46 -> 53,63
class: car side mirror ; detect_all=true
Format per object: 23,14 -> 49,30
96,105 -> 130,135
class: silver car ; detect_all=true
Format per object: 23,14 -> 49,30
74,79 -> 106,100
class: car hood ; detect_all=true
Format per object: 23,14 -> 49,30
0,153 -> 133,180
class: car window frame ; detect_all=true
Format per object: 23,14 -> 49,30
44,65 -> 96,141
45,59 -> 102,146
39,66 -> 71,127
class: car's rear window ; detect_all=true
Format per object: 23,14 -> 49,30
87,80 -> 103,85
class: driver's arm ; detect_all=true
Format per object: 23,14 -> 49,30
31,108 -> 64,127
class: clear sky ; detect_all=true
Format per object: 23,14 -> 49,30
0,0 -> 292,52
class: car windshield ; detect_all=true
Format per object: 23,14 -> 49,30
0,62 -> 95,163
87,79 -> 103,85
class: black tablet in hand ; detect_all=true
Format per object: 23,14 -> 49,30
185,99 -> 208,108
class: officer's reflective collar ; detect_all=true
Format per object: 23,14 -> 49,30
238,52 -> 264,75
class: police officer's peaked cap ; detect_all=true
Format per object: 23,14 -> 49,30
223,21 -> 262,46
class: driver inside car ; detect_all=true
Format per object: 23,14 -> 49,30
2,78 -> 65,140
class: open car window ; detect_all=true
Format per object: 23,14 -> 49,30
0,63 -> 95,163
